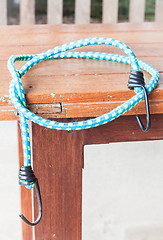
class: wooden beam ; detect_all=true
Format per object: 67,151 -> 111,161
84,114 -> 163,145
129,0 -> 145,23
75,0 -> 91,24
155,0 -> 163,22
20,0 -> 35,25
32,123 -> 84,239
102,0 -> 119,24
19,113 -> 163,239
0,0 -> 7,25
47,0 -> 63,24
18,122 -> 33,240
0,24 -> 163,120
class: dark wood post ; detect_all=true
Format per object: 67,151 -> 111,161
18,122 -> 33,240
32,123 -> 84,240
18,114 -> 163,240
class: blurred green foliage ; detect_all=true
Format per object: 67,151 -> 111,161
145,0 -> 156,20
35,0 -> 156,21
35,0 -> 47,14
63,0 -> 75,16
119,0 -> 129,21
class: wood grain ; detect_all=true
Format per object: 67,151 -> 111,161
18,122 -> 33,240
0,24 -> 163,120
27,114 -> 163,239
0,23 -> 162,34
83,114 -> 163,145
1,28 -> 163,46
32,122 -> 84,240
11,23 -> 163,240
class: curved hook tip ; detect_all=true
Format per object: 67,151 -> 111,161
19,181 -> 42,226
135,86 -> 151,132
136,114 -> 151,132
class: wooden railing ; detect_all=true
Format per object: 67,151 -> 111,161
0,0 -> 163,25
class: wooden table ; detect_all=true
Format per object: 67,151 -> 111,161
0,23 -> 163,240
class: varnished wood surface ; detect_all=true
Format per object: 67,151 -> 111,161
18,122 -> 33,240
84,114 -> 163,145
32,122 -> 84,240
25,114 -> 163,240
0,23 -> 163,120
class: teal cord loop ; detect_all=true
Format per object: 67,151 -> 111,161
8,37 -> 159,226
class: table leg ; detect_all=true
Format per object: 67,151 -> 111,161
18,114 -> 163,240
18,122 -> 33,240
32,123 -> 84,240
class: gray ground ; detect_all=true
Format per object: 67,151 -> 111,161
0,121 -> 21,240
0,121 -> 163,239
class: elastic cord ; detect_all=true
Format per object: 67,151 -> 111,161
8,37 -> 159,188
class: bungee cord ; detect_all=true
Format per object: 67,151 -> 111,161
8,37 -> 159,226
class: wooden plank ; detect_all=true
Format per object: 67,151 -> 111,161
0,0 -> 7,25
20,0 -> 35,25
47,0 -> 63,24
2,55 -> 163,81
1,65 -> 163,120
19,72 -> 163,103
1,54 -> 162,95
0,24 -> 163,120
24,114 -> 163,240
75,0 -> 91,24
0,23 -> 163,36
0,28 -> 163,47
1,43 -> 163,61
18,122 -> 33,240
129,0 -> 145,23
3,66 -> 163,103
1,94 -> 163,120
84,114 -> 163,145
61,99 -> 163,119
102,0 -> 118,24
32,123 -> 84,240
155,0 -> 163,22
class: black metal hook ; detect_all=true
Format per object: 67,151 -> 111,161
128,70 -> 151,132
135,85 -> 151,132
19,181 -> 42,226
19,166 -> 42,226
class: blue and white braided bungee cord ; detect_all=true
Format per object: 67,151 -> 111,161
8,37 -> 159,226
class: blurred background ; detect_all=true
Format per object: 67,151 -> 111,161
7,0 -> 156,24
